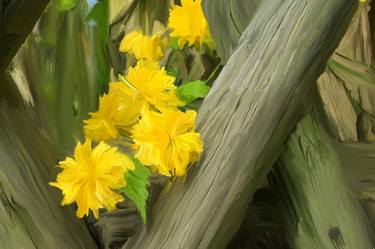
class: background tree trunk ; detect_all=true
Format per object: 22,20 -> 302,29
0,0 -> 49,71
0,74 -> 98,248
0,0 -> 101,248
123,1 -> 356,248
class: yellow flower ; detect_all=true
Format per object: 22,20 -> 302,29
119,31 -> 167,61
168,0 -> 212,48
50,140 -> 135,218
84,82 -> 144,141
121,60 -> 184,110
132,109 -> 203,177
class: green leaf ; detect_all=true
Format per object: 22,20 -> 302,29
176,80 -> 211,103
165,66 -> 177,77
58,0 -> 77,11
169,37 -> 180,50
120,158 -> 151,224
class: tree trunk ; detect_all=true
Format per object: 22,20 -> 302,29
123,1 -> 356,248
0,74 -> 98,249
0,1 -> 99,248
201,0 -> 261,63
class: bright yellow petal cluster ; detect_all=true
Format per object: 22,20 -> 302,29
84,82 -> 145,141
168,0 -> 212,48
50,140 -> 135,218
123,60 -> 184,110
120,31 -> 167,61
132,109 -> 203,176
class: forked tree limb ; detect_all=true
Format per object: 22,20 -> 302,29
123,1 -> 357,249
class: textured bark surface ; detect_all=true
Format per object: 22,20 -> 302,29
202,0 -> 261,63
123,1 -> 357,249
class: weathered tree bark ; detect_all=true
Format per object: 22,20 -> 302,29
123,1 -> 356,248
250,5 -> 375,249
201,0 -> 261,63
228,4 -> 375,248
0,0 -> 50,71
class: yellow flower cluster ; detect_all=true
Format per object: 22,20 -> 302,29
84,58 -> 202,177
119,0 -> 213,52
84,60 -> 183,141
51,0 -> 209,219
120,31 -> 167,61
132,110 -> 202,177
50,140 -> 134,218
168,0 -> 213,48
84,82 -> 144,141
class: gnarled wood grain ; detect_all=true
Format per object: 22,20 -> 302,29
123,1 -> 357,248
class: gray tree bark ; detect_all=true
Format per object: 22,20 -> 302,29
123,0 -> 357,248
201,0 -> 261,63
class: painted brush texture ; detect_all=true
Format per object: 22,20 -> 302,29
0,1 -> 375,249
0,73 -> 97,248
123,1 -> 357,248
270,113 -> 374,249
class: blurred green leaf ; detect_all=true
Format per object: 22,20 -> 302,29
120,158 -> 151,224
165,66 -> 177,77
58,0 -> 77,11
169,37 -> 180,50
85,0 -> 110,90
176,80 -> 211,103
